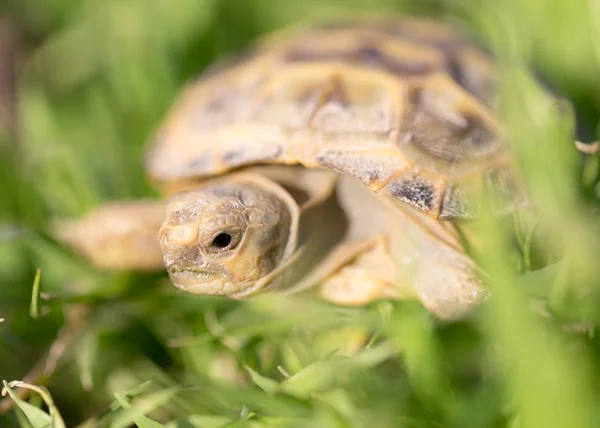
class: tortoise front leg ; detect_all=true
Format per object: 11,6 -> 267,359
52,200 -> 166,271
318,235 -> 411,305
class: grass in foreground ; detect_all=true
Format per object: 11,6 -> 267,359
1,0 -> 600,427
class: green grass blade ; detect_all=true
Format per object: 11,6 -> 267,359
29,268 -> 42,319
109,389 -> 178,428
1,381 -> 66,428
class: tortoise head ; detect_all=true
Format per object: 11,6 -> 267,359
158,174 -> 299,297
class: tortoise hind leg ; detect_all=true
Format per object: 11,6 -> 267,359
320,175 -> 486,320
52,200 -> 166,271
317,226 -> 486,321
388,203 -> 487,320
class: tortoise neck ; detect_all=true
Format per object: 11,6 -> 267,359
263,181 -> 349,294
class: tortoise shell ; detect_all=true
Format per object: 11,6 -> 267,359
146,16 -> 520,219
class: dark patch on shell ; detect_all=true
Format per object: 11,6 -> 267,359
222,144 -> 283,167
186,154 -> 214,174
285,45 -> 436,77
223,150 -> 244,164
384,177 -> 437,212
326,76 -> 350,106
447,56 -> 464,88
401,90 -> 498,165
449,54 -> 496,107
380,24 -> 461,53
206,90 -> 232,112
310,19 -> 463,53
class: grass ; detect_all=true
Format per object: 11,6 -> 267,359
1,0 -> 600,427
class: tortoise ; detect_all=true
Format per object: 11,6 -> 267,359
55,16 -> 526,320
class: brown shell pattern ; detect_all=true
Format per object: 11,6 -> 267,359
146,17 -> 521,219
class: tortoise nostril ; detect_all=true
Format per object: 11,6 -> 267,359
159,228 -> 171,243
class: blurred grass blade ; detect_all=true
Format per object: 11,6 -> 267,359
113,393 -> 166,428
244,365 -> 279,395
75,330 -> 100,391
187,415 -> 232,427
98,381 -> 154,420
1,380 -> 66,428
281,351 -> 344,397
110,388 -> 178,428
29,268 -> 42,319
522,213 -> 543,271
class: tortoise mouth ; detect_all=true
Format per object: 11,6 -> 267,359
168,267 -> 214,280
167,267 -> 243,296
167,267 -> 215,288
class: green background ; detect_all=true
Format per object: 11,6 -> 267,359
1,0 -> 600,426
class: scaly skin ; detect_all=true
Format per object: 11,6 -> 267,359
159,174 -> 299,296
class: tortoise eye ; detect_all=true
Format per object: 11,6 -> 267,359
207,230 -> 241,252
212,233 -> 232,249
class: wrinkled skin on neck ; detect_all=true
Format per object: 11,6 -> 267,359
159,175 -> 298,296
